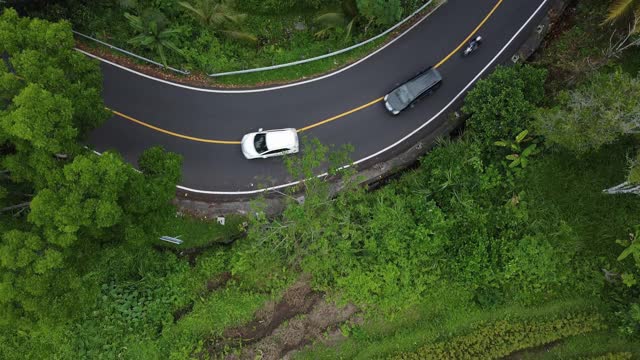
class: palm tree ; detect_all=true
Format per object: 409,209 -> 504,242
604,0 -> 640,30
125,10 -> 184,68
314,0 -> 360,40
178,0 -> 256,43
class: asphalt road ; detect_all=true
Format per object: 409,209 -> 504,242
88,0 -> 551,195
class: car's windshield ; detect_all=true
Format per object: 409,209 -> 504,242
396,86 -> 412,105
254,133 -> 268,153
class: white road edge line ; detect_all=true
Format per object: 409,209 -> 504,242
174,0 -> 550,195
75,1 -> 445,94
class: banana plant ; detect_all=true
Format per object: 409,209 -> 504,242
617,225 -> 640,287
125,10 -> 184,68
603,0 -> 640,29
314,0 -> 364,40
178,0 -> 256,44
494,130 -> 541,169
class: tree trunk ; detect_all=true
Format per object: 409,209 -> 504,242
603,181 -> 640,195
0,202 -> 30,213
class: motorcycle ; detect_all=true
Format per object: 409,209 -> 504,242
462,36 -> 482,57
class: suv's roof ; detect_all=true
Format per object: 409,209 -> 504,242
385,67 -> 442,113
405,67 -> 442,96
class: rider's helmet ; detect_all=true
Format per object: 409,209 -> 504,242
476,36 -> 483,42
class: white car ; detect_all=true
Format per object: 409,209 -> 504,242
241,128 -> 299,159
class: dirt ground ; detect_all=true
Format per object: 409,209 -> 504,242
202,276 -> 360,359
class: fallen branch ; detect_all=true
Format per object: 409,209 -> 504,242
0,201 -> 31,213
603,181 -> 640,195
604,17 -> 640,59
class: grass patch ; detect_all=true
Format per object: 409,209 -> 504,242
523,331 -> 640,359
523,138 -> 640,259
295,296 -> 601,360
158,213 -> 246,249
213,38 -> 384,86
158,285 -> 270,358
69,227 -> 296,359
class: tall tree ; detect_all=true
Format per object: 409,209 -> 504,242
0,8 -> 110,188
0,9 -> 108,136
534,71 -> 640,155
125,9 -> 185,68
356,0 -> 403,27
313,0 -> 359,39
0,9 -> 183,327
462,65 -> 547,146
177,0 -> 256,43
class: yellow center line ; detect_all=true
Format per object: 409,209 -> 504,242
110,0 -> 504,144
297,96 -> 384,133
434,0 -> 504,68
110,109 -> 241,144
296,0 -> 503,132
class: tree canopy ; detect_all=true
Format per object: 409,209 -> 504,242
535,71 -> 640,155
462,65 -> 547,145
0,8 -> 183,327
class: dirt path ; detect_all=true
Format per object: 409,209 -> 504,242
203,276 -> 359,359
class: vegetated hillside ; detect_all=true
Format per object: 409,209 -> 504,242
1,0 -> 640,358
6,0 -> 429,77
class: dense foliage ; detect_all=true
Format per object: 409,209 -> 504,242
2,0 -> 640,358
462,64 -> 547,145
393,312 -> 604,359
0,9 -> 186,357
535,71 -> 640,155
9,0 -> 431,74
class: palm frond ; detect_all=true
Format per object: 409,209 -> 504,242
314,12 -> 347,27
118,0 -> 138,10
219,30 -> 257,44
158,27 -> 184,37
124,12 -> 143,32
160,39 -> 184,56
225,13 -> 247,24
179,0 -> 248,30
178,1 -> 205,21
314,28 -> 330,39
344,18 -> 355,41
127,33 -> 151,46
156,44 -> 168,67
604,0 -> 640,23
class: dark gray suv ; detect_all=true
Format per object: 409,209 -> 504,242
384,66 -> 442,115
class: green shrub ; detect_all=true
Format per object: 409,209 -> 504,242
534,71 -> 640,155
588,353 -> 634,360
73,279 -> 179,359
391,313 -> 604,359
463,65 -> 547,146
235,0 -> 337,13
357,0 -> 404,27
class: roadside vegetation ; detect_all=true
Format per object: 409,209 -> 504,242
4,0 -> 432,80
2,0 -> 640,358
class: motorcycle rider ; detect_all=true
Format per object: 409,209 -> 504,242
468,35 -> 482,50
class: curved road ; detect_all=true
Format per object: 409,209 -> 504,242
87,0 -> 551,196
